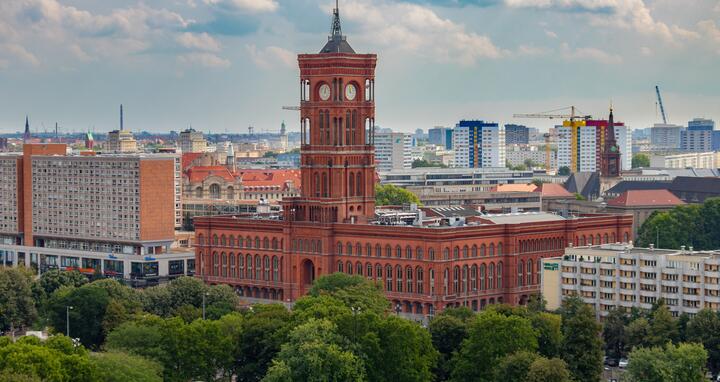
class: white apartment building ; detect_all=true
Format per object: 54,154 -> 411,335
506,145 -> 558,169
374,131 -> 412,171
650,151 -> 719,169
557,124 -> 631,172
453,122 -> 505,168
542,244 -> 720,317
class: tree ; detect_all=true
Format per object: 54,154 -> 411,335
493,351 -> 538,381
560,296 -> 603,382
0,336 -> 97,382
35,269 -> 88,297
92,352 -> 163,382
236,304 -> 293,382
262,319 -> 365,382
636,199 -> 720,251
603,308 -> 628,361
47,284 -> 110,349
451,310 -> 538,382
308,273 -> 389,315
574,192 -> 586,201
531,179 -> 544,188
429,311 -> 471,380
648,303 -> 678,347
625,317 -> 651,351
0,267 -> 37,335
411,159 -> 446,168
375,184 -> 421,206
632,153 -> 650,168
141,276 -> 238,318
531,312 -> 563,358
626,343 -> 707,382
558,166 -> 571,176
686,308 -> 720,376
526,357 -> 573,382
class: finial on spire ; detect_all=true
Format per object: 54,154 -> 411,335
331,0 -> 342,37
120,104 -> 124,131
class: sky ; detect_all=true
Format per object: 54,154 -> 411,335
0,0 -> 719,135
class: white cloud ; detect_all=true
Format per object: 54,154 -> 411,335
561,42 -> 622,64
178,52 -> 231,68
0,43 -> 40,66
246,44 -> 295,69
544,29 -> 557,38
342,0 -> 505,65
504,0 -> 696,43
698,19 -> 720,53
203,0 -> 278,13
177,32 -> 222,52
640,46 -> 652,56
516,44 -> 550,56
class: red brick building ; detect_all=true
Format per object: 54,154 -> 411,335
193,5 -> 633,314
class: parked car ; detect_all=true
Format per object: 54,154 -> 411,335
618,358 -> 628,368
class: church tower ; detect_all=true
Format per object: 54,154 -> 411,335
600,107 -> 621,177
23,116 -> 31,144
283,0 -> 377,224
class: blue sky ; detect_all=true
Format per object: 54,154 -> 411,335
0,0 -> 719,134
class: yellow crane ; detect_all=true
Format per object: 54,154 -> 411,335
512,106 -> 592,171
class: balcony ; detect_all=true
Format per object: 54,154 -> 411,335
562,272 -> 577,279
704,270 -> 720,278
705,294 -> 720,303
705,283 -> 720,291
580,273 -> 596,280
600,287 -> 616,295
639,289 -> 657,297
682,294 -> 701,302
619,276 -> 636,284
600,262 -> 616,270
618,300 -> 636,308
619,264 -> 637,272
580,285 -> 596,293
682,281 -> 702,290
661,279 -> 679,288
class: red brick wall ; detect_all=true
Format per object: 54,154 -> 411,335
139,159 -> 176,241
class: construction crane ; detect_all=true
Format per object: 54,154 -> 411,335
513,106 -> 591,171
655,85 -> 668,124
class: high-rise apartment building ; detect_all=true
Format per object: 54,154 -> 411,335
0,144 -> 177,256
504,124 -> 530,145
650,123 -> 683,150
557,118 -> 631,173
374,131 -> 412,171
681,118 -> 715,152
453,120 -> 505,168
428,127 -> 453,149
179,128 -> 207,153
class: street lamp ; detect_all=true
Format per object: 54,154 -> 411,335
202,292 -> 209,320
395,303 -> 401,316
66,306 -> 73,337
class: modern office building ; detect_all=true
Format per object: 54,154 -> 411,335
681,120 -> 713,152
557,117 -> 631,173
0,144 -> 178,257
542,244 -> 720,317
650,123 -> 683,150
194,5 -> 634,314
179,128 -> 207,153
650,151 -> 719,169
504,124 -> 530,145
374,131 -> 412,171
428,127 -> 453,149
453,120 -> 505,168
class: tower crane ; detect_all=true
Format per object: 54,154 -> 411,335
655,85 -> 668,124
513,106 -> 592,171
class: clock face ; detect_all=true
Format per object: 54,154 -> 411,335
345,84 -> 357,101
319,84 -> 331,101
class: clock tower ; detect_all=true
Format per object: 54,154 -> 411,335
283,0 -> 377,224
600,107 -> 621,177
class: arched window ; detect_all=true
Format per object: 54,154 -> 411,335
376,244 -> 382,258
462,265 -> 468,294
580,236 -> 586,246
264,256 -> 270,280
470,265 -> 477,291
428,248 -> 435,260
588,235 -> 594,245
238,236 -> 244,248
229,253 -> 235,278
480,264 -> 486,291
347,242 -> 353,256
527,259 -> 533,285
228,236 -> 235,247
395,245 -> 402,258
314,173 -> 320,197
337,242 -> 343,255
430,268 -> 435,294
596,234 -> 601,246
356,262 -> 363,276
497,243 -> 503,256
255,255 -> 262,280
356,243 -> 362,257
497,261 -> 503,288
366,244 -> 372,257
272,256 -> 279,281
443,248 -> 450,260
346,261 -> 353,275
453,266 -> 460,294
481,244 -> 486,257
453,246 -> 460,259
396,265 -> 403,292
366,263 -> 373,278
195,187 -> 203,198
386,265 -> 393,292
462,246 -> 469,258
376,264 -> 383,282
212,235 -> 219,245
212,252 -> 219,276
209,184 -> 221,199
406,266 -> 413,293
603,233 -> 609,244
356,172 -> 362,196
443,268 -> 449,294
416,267 -> 424,294
405,246 -> 412,259
237,254 -> 244,279
489,243 -> 495,256
263,237 -> 270,249
488,263 -> 495,289
272,238 -> 278,250
221,253 -> 227,277
471,245 -> 478,257
349,172 -> 355,197
416,247 -> 424,260
385,245 -> 392,258
246,254 -> 253,279
255,237 -> 261,248
338,261 -> 344,273
198,234 -> 205,246
227,186 -> 235,199
517,260 -> 524,287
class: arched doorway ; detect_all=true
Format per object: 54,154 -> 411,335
302,259 -> 315,286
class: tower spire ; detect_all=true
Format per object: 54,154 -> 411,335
24,116 -> 31,143
331,0 -> 341,37
120,104 -> 124,131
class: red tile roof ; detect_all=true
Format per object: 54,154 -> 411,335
536,183 -> 573,198
181,152 -> 204,170
185,166 -> 302,191
607,189 -> 684,207
186,166 -> 236,183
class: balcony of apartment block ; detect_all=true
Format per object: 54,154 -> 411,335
618,299 -> 636,308
704,294 -> 720,303
685,268 -> 702,277
682,294 -> 702,302
561,272 -> 577,279
638,302 -> 654,311
600,287 -> 616,295
661,279 -> 679,288
580,284 -> 597,293
704,270 -> 720,279
599,262 -> 616,271
618,276 -> 636,284
705,282 -> 720,291
639,289 -> 658,298
639,266 -> 656,274
561,283 -> 578,291
619,264 -> 637,272
599,274 -> 616,283
682,281 -> 702,290
619,252 -> 637,261
579,272 -> 597,281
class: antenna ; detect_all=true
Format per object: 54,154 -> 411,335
331,0 -> 342,37
120,104 -> 124,130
